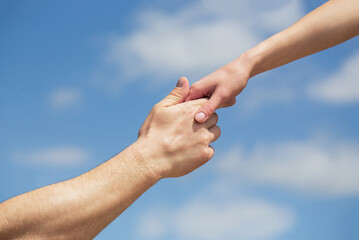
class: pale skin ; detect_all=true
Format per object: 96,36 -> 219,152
0,77 -> 221,240
2,1 -> 358,238
187,0 -> 359,123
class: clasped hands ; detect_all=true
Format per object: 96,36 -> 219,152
133,76 -> 235,179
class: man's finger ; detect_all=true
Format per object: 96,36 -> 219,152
208,125 -> 221,143
157,77 -> 190,108
194,93 -> 222,123
203,113 -> 218,129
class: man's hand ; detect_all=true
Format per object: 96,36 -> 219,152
136,76 -> 221,178
0,77 -> 222,240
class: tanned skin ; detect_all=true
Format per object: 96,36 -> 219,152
0,77 -> 222,240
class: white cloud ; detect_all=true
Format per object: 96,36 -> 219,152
175,199 -> 293,240
107,7 -> 257,83
203,0 -> 303,33
138,208 -> 169,239
308,49 -> 359,103
138,195 -> 293,240
256,0 -> 303,33
97,0 -> 303,90
48,88 -> 83,110
217,138 -> 359,196
13,146 -> 90,167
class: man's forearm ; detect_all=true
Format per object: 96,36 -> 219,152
0,77 -> 220,240
239,0 -> 359,77
0,141 -> 159,240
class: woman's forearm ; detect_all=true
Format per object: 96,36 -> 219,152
241,0 -> 359,77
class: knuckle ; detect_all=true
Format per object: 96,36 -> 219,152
205,133 -> 212,144
199,147 -> 210,160
199,134 -> 209,145
205,129 -> 213,142
190,83 -> 201,93
218,88 -> 231,99
191,82 -> 200,90
162,137 -> 175,153
198,130 -> 210,144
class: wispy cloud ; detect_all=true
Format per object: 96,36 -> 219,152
95,0 -> 303,91
48,88 -> 83,111
138,190 -> 294,240
13,146 -> 90,167
308,49 -> 359,103
217,138 -> 359,196
255,0 -> 303,33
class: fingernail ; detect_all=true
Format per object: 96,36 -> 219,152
176,78 -> 185,88
195,112 -> 206,122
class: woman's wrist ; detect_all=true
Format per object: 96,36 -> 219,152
234,48 -> 263,79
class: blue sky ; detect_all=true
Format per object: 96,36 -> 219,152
1,0 -> 359,239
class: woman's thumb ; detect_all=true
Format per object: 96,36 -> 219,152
194,93 -> 222,123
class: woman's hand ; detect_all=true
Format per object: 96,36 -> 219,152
185,59 -> 251,123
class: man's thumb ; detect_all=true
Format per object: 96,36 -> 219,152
194,93 -> 222,123
157,77 -> 190,107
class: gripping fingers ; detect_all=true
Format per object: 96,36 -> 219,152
203,113 -> 218,129
195,93 -> 222,123
208,125 -> 221,143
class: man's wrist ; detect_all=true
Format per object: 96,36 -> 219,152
127,139 -> 163,182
